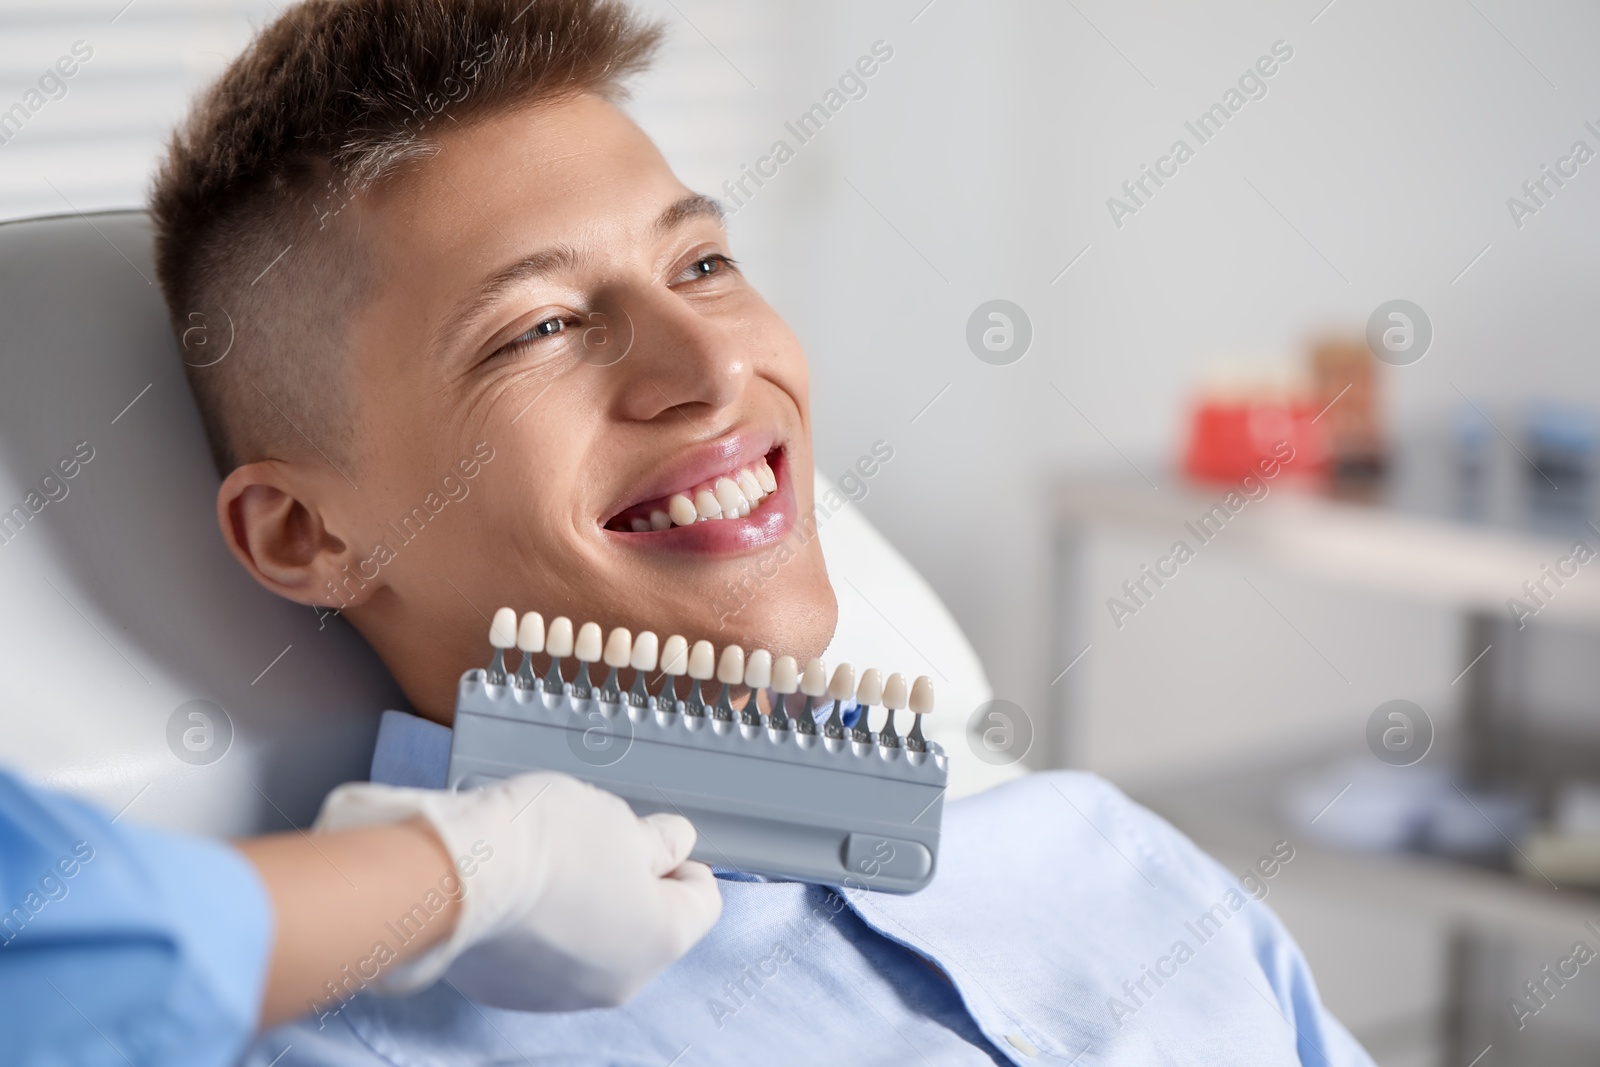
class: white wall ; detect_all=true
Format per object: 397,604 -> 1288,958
628,0 -> 1600,766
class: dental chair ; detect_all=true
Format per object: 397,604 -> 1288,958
0,210 -> 1010,840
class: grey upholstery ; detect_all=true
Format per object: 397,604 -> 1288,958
0,211 -> 399,836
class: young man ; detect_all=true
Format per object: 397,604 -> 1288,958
151,1 -> 1375,1063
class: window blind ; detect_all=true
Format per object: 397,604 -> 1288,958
0,1 -> 272,222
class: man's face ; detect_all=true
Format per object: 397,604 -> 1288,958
318,93 -> 836,719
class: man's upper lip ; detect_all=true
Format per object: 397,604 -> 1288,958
602,428 -> 780,523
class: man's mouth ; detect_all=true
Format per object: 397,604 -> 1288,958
602,446 -> 785,534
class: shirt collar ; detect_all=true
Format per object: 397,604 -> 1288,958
368,709 -> 452,789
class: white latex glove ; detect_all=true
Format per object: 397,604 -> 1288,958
314,771 -> 722,1011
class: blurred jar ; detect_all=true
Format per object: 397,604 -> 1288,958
1182,360 -> 1325,484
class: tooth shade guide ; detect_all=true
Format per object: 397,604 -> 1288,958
451,613 -> 947,894
473,609 -> 939,759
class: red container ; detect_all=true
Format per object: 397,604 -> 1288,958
1182,396 -> 1326,484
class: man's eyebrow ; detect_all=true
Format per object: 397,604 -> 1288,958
439,244 -> 583,348
655,192 -> 726,233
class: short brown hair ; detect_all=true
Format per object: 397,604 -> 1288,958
150,0 -> 662,475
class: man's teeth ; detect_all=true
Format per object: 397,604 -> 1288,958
658,459 -> 777,527
667,493 -> 699,526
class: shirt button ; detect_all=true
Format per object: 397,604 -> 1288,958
1004,1033 -> 1039,1057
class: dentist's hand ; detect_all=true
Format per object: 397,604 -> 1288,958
314,772 -> 722,1011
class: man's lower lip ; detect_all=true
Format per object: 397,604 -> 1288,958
604,453 -> 796,555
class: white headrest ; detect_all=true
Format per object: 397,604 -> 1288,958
0,212 -> 1005,837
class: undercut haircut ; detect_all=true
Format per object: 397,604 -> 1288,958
150,0 -> 662,475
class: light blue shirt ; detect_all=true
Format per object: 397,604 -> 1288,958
0,767 -> 272,1066
250,710 -> 1374,1067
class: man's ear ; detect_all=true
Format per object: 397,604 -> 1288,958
217,460 -> 375,608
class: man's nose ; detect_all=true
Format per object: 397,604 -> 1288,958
604,287 -> 752,423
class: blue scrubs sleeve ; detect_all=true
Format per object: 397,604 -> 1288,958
0,768 -> 274,1067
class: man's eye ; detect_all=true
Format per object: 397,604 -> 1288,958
678,254 -> 738,283
494,316 -> 567,359
521,317 -> 566,341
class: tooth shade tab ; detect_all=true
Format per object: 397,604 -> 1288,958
883,672 -> 908,710
694,489 -> 722,520
910,676 -> 935,715
688,640 -> 715,680
661,635 -> 689,675
717,645 -> 745,685
744,649 -> 772,690
545,617 -> 574,658
603,628 -> 632,668
574,622 -> 603,662
800,658 -> 828,697
772,655 -> 800,694
630,631 -> 659,671
489,607 -> 517,649
856,668 -> 884,707
828,663 -> 856,702
517,612 -> 545,653
667,494 -> 698,526
756,461 -> 777,492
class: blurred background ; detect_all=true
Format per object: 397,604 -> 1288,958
5,0 -> 1600,1062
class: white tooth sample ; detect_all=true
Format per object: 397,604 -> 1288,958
883,672 -> 908,711
694,488 -> 722,520
489,607 -> 517,649
649,509 -> 672,531
603,627 -> 632,668
756,461 -> 777,492
828,663 -> 856,702
630,517 -> 650,533
772,655 -> 800,694
660,635 -> 688,675
717,644 -> 744,685
517,612 -> 545,653
744,649 -> 772,690
713,477 -> 748,516
688,639 -> 715,680
667,493 -> 698,527
736,469 -> 762,501
574,622 -> 603,663
909,676 -> 935,716
630,630 -> 659,671
800,658 -> 828,697
545,616 -> 574,658
856,668 -> 884,707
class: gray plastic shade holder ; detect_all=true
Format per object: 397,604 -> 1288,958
447,669 -> 948,893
